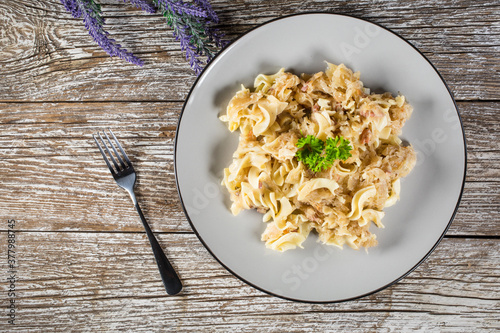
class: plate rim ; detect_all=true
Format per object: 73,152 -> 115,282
174,12 -> 467,303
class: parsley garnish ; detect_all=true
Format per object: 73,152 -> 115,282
295,135 -> 352,173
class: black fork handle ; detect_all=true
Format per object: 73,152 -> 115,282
135,203 -> 182,295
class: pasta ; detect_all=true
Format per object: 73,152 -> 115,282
220,63 -> 416,252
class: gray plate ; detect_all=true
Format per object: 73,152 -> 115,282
174,13 -> 466,303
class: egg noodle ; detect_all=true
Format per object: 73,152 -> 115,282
220,63 -> 416,252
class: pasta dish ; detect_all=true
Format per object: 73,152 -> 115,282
219,63 -> 416,252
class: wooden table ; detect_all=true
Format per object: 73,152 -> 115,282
1,0 -> 499,331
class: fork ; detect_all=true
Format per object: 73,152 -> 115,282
93,129 -> 182,295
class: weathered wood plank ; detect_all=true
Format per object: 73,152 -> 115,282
0,156 -> 498,235
0,0 -> 498,331
0,101 -> 497,155
0,101 -> 498,234
0,232 -> 497,332
0,0 -> 498,102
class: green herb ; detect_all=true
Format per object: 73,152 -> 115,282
296,135 -> 324,171
295,135 -> 352,172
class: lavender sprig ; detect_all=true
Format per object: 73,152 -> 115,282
192,0 -> 219,23
61,0 -> 227,73
123,0 -> 156,14
157,0 -> 207,18
153,0 -> 227,74
62,0 -> 82,17
61,0 -> 144,66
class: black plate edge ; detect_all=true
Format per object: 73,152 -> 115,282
173,12 -> 468,304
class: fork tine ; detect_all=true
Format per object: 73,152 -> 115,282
109,128 -> 131,165
104,130 -> 127,169
93,134 -> 115,174
98,132 -> 120,172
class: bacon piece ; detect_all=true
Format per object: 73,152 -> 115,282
360,128 -> 372,144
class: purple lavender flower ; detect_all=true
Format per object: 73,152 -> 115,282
153,0 -> 227,74
192,0 -> 218,23
61,0 -> 82,17
61,0 -> 227,73
206,26 -> 229,50
61,0 -> 144,66
123,0 -> 157,14
156,0 -> 207,18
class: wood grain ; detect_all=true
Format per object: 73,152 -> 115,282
0,158 -> 498,235
0,101 -> 498,234
0,0 -> 499,102
0,0 -> 499,331
0,232 -> 498,332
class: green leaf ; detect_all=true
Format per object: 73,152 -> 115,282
295,135 -> 352,172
